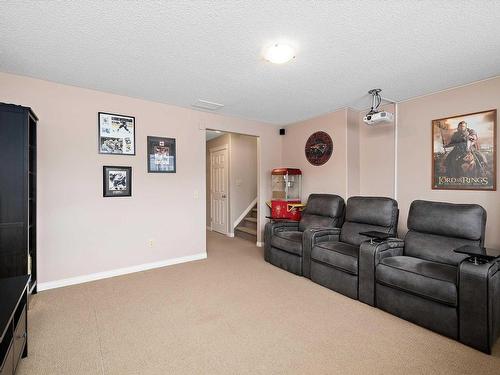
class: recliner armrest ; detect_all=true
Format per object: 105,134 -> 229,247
264,221 -> 300,262
269,220 -> 300,233
304,227 -> 341,242
358,238 -> 404,306
302,227 -> 342,278
458,258 -> 500,353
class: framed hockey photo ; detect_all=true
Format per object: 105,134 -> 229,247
103,166 -> 132,197
98,112 -> 136,155
432,109 -> 496,191
147,136 -> 176,173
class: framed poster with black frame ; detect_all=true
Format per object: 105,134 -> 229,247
98,112 -> 136,155
147,136 -> 176,173
432,109 -> 496,191
103,166 -> 132,197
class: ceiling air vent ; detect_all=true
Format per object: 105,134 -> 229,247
192,99 -> 224,111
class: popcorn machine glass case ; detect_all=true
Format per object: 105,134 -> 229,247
271,168 -> 303,220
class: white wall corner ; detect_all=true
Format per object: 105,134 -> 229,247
37,252 -> 208,291
233,197 -> 258,229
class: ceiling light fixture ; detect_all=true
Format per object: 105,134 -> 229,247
264,43 -> 295,64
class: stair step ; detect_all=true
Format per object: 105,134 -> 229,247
244,217 -> 257,223
252,208 -> 257,212
235,227 -> 257,236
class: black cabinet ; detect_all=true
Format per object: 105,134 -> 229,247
0,103 -> 37,293
0,276 -> 29,375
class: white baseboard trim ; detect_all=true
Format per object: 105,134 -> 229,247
256,241 -> 264,247
233,197 -> 258,229
226,232 -> 235,238
38,252 -> 207,291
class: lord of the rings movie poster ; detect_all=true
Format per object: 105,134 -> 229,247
432,109 -> 496,190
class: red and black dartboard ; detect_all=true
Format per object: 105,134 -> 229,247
305,131 -> 333,166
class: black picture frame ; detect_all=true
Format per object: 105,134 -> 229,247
103,166 -> 132,197
98,112 -> 136,155
147,136 -> 176,173
432,109 -> 496,191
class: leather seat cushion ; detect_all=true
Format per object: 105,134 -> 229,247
271,231 -> 303,255
311,241 -> 359,275
299,194 -> 345,232
376,256 -> 458,306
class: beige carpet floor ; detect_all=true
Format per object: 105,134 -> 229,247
18,231 -> 500,374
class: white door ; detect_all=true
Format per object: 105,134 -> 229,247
210,146 -> 229,234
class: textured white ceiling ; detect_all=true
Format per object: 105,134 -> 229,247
1,1 -> 499,124
206,130 -> 224,141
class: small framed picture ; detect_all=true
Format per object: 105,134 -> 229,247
147,136 -> 176,173
103,166 -> 132,197
98,112 -> 136,155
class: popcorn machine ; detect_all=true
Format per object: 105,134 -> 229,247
270,168 -> 304,221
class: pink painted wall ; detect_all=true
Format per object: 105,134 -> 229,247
2,70 -> 498,285
0,72 -> 281,284
282,109 -> 349,201
283,78 -> 500,248
396,78 -> 500,248
227,134 -> 258,230
346,108 -> 360,197
358,103 -> 395,197
357,79 -> 500,247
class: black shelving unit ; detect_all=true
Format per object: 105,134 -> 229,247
0,103 -> 38,293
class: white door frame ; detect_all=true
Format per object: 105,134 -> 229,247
209,144 -> 230,235
206,129 -> 261,246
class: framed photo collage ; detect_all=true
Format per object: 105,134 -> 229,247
98,112 -> 176,197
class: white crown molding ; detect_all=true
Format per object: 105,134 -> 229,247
38,252 -> 207,291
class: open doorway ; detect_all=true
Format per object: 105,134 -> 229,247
206,129 -> 259,243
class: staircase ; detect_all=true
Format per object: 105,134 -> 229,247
235,205 -> 257,242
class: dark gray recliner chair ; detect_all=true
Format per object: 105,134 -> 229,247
360,200 -> 499,353
306,196 -> 398,299
264,194 -> 345,276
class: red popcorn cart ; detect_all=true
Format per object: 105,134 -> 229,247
270,168 -> 304,221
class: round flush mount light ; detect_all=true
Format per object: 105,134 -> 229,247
264,43 -> 295,64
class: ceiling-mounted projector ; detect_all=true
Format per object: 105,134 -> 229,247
363,88 -> 394,125
363,111 -> 394,125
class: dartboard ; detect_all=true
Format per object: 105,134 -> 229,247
305,131 -> 333,166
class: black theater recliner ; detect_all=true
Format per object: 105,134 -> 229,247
264,194 -> 345,276
306,196 -> 399,299
359,200 -> 500,353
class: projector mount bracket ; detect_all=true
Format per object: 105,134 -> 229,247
367,88 -> 382,115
